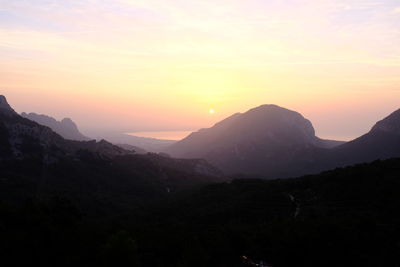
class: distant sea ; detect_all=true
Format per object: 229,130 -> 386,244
127,132 -> 355,142
127,131 -> 193,141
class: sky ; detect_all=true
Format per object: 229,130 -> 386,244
1,0 -> 399,140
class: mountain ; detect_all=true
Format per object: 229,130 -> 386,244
166,105 -> 400,178
0,99 -> 126,161
21,112 -> 91,141
166,105 -> 345,178
2,94 -> 400,266
0,95 -> 16,115
20,112 -> 157,153
326,109 -> 400,168
0,95 -> 224,211
20,110 -> 174,152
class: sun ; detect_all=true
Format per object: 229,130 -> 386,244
209,109 -> 215,114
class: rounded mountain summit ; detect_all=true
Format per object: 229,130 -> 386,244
165,104 -> 344,178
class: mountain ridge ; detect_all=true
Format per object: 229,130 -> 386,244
0,95 -> 224,199
21,112 -> 91,141
166,104 -> 346,177
0,95 -> 17,115
371,109 -> 400,135
166,104 -> 400,178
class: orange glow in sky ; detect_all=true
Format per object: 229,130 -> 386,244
1,0 -> 399,140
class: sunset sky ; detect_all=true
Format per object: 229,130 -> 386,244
1,0 -> 399,140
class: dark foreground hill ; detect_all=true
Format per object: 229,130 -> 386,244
1,157 -> 400,266
2,95 -> 400,266
132,158 -> 400,267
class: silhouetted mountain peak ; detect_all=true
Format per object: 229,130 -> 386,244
371,109 -> 400,135
165,104 -> 344,177
61,117 -> 74,124
224,104 -> 317,145
61,118 -> 79,130
0,95 -> 16,115
250,104 -> 289,112
21,112 -> 90,141
177,105 -> 318,149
